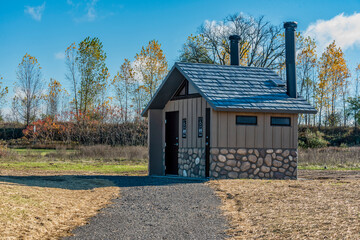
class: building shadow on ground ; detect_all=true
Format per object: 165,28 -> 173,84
0,175 -> 206,190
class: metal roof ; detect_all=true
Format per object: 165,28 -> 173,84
141,62 -> 317,116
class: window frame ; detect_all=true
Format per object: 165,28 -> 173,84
236,115 -> 258,126
270,116 -> 291,127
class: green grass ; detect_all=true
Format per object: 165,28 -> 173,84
1,147 -> 149,174
12,148 -> 76,156
298,165 -> 360,171
0,161 -> 148,174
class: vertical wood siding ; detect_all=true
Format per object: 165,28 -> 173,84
163,100 -> 298,149
163,97 -> 206,149
212,111 -> 298,149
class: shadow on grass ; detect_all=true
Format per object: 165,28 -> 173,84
0,175 -> 206,190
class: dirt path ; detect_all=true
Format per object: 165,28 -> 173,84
65,176 -> 228,240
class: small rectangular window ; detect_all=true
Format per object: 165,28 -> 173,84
182,118 -> 187,138
236,116 -> 257,125
198,117 -> 203,138
271,117 -> 291,126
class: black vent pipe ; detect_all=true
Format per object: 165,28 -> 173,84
229,35 -> 240,66
284,21 -> 297,98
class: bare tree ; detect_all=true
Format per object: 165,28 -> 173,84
0,76 -> 8,121
112,59 -> 135,122
65,42 -> 79,118
180,13 -> 285,69
297,35 -> 317,125
13,53 -> 43,126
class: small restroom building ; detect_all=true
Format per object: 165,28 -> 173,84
142,22 -> 316,179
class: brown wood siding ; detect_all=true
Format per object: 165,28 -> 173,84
211,109 -> 218,147
163,97 -> 206,149
219,112 -> 228,147
213,112 -> 298,149
192,98 -> 197,147
163,100 -> 298,149
227,112 -> 236,147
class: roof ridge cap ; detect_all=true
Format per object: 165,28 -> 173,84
175,61 -> 275,71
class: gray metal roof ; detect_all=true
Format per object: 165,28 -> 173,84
141,62 -> 317,116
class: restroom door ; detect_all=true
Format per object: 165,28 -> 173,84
165,111 -> 179,175
205,108 -> 211,178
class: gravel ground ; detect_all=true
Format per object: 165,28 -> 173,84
65,176 -> 228,240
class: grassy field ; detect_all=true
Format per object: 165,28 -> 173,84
1,145 -> 360,239
0,174 -> 119,239
0,145 -> 148,239
209,147 -> 360,239
0,161 -> 147,174
298,147 -> 360,170
12,148 -> 76,155
209,175 -> 360,239
1,146 -> 148,175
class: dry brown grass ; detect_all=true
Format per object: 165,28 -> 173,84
299,147 -> 360,169
46,145 -> 149,161
76,145 -> 148,160
0,172 -> 119,240
209,176 -> 360,239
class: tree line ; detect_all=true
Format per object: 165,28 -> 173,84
179,13 -> 359,127
0,13 -> 360,131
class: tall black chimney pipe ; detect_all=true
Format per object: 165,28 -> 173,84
284,22 -> 297,98
229,35 -> 240,66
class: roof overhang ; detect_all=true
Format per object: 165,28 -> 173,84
214,107 -> 318,114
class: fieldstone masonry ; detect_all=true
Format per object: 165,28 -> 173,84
210,148 -> 297,179
178,148 -> 206,178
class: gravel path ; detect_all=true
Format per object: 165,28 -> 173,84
65,176 -> 228,240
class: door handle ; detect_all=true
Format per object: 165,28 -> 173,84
174,143 -> 179,146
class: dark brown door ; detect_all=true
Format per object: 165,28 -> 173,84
165,111 -> 179,175
205,108 -> 211,177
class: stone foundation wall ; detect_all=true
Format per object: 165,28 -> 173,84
178,148 -> 206,178
210,148 -> 297,179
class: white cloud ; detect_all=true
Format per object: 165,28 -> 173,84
305,12 -> 360,51
85,0 -> 97,21
54,52 -> 65,60
69,0 -> 99,22
24,2 -> 46,21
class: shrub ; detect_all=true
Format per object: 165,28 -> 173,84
299,129 -> 328,148
21,116 -> 148,146
299,126 -> 360,147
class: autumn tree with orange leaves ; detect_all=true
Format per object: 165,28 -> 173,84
134,40 -> 168,100
317,41 -> 350,126
13,54 -> 44,126
43,78 -> 68,118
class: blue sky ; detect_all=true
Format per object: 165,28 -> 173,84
1,0 -> 360,106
